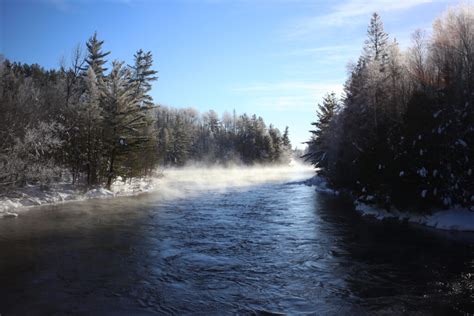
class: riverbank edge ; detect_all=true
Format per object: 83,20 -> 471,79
0,177 -> 160,218
305,175 -> 474,232
0,162 -> 313,218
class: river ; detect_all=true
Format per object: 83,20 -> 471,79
0,167 -> 472,315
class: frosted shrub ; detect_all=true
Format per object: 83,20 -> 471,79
0,121 -> 64,188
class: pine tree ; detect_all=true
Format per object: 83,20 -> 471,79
170,117 -> 190,165
363,13 -> 390,130
100,61 -> 153,188
282,126 -> 291,150
364,13 -> 389,65
268,125 -> 282,162
129,49 -> 158,107
305,93 -> 338,169
281,126 -> 292,163
84,32 -> 110,78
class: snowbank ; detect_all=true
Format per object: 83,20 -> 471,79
0,177 -> 159,218
304,175 -> 340,195
355,201 -> 474,232
304,174 -> 474,232
84,188 -> 115,198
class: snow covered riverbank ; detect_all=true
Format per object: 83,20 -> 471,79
307,175 -> 474,232
0,177 -> 160,218
354,202 -> 474,232
0,163 -> 313,218
355,202 -> 474,231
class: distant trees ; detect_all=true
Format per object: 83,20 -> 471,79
0,33 -> 291,191
153,106 -> 292,166
306,5 -> 474,212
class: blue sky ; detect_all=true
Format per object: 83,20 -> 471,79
0,0 -> 461,148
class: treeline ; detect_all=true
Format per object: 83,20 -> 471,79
306,5 -> 474,212
154,107 -> 291,166
0,33 -> 291,190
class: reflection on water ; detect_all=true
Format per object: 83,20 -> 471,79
0,169 -> 472,315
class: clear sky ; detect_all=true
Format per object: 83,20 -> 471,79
0,0 -> 462,148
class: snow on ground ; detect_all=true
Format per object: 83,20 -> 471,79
0,177 -> 159,218
355,201 -> 474,232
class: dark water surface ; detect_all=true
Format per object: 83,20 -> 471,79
0,173 -> 473,315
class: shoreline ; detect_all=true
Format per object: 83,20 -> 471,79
0,177 -> 159,218
354,201 -> 474,232
6,170 -> 471,232
306,175 -> 474,232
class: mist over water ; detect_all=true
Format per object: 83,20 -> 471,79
149,161 -> 314,200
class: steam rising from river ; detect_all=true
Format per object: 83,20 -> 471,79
147,160 -> 314,200
1,161 -> 314,216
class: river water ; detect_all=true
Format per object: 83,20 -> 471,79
0,167 -> 473,315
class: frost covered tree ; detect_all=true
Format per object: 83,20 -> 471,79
77,67 -> 104,185
364,13 -> 389,65
1,122 -> 64,187
152,105 -> 290,166
306,5 -> 474,212
129,49 -> 158,107
100,61 -> 154,188
83,32 -> 110,78
169,117 -> 190,165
